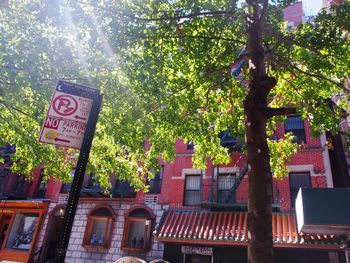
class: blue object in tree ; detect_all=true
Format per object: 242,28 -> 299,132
230,46 -> 247,77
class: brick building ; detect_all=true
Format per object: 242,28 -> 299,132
2,114 -> 347,263
283,1 -> 305,28
1,142 -> 167,262
1,2 -> 349,263
154,117 -> 348,263
0,144 -> 49,262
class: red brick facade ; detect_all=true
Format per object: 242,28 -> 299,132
158,119 -> 332,212
0,115 -> 335,263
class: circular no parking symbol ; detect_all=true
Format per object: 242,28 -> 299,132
52,95 -> 78,116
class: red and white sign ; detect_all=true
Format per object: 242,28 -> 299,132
39,85 -> 93,149
47,91 -> 92,123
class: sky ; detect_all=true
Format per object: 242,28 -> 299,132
303,0 -> 324,16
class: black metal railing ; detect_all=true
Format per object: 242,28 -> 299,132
218,129 -> 244,151
200,164 -> 248,207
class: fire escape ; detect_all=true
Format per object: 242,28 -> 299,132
199,129 -> 249,210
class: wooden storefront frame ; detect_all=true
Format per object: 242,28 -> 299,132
0,201 -> 49,262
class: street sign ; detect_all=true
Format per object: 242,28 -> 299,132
44,80 -> 102,263
39,81 -> 95,149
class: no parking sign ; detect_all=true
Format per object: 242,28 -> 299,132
39,81 -> 96,149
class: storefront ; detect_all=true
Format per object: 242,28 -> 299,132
156,210 -> 347,263
0,200 -> 49,262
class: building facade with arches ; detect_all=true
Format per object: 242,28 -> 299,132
1,110 -> 350,263
1,112 -> 349,263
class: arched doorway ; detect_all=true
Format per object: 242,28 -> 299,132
40,205 -> 65,262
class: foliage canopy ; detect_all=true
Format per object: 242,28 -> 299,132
0,0 -> 349,190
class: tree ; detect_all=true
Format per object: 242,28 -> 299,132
0,1 -> 349,262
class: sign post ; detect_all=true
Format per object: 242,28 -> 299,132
39,80 -> 102,263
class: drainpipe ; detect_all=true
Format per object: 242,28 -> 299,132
216,165 -> 219,202
200,169 -> 203,205
210,166 -> 215,206
320,132 -> 334,187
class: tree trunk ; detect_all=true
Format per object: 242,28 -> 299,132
245,103 -> 273,263
245,1 -> 275,262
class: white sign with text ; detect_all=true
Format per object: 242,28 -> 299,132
39,84 -> 93,149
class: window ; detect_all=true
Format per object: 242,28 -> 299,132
285,116 -> 306,144
60,169 -> 74,193
113,180 -> 136,198
147,166 -> 163,194
122,208 -> 154,251
0,204 -> 47,262
289,172 -> 311,208
10,175 -> 30,199
85,173 -> 103,192
0,143 -> 16,163
184,175 -> 201,206
35,170 -> 47,198
217,174 -> 236,204
5,212 -> 39,250
60,183 -> 71,193
187,141 -> 195,150
0,168 -> 10,195
83,206 -> 115,249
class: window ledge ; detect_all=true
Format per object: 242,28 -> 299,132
122,247 -> 149,252
82,244 -> 109,249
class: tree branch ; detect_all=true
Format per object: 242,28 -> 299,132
131,11 -> 236,22
0,100 -> 32,117
76,0 -> 235,22
197,79 -> 228,119
270,52 -> 345,90
0,79 -> 15,85
0,102 -> 25,126
267,107 -> 296,117
158,34 -> 246,44
0,115 -> 30,139
279,74 -> 309,103
264,26 -> 326,58
0,65 -> 24,71
260,0 -> 269,23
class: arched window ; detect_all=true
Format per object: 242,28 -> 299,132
122,206 -> 155,251
83,206 -> 115,249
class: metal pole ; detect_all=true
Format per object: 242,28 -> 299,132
52,92 -> 102,263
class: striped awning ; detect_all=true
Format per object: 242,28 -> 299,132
155,210 -> 344,249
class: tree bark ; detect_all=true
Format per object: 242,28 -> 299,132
245,0 -> 274,262
245,102 -> 273,263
